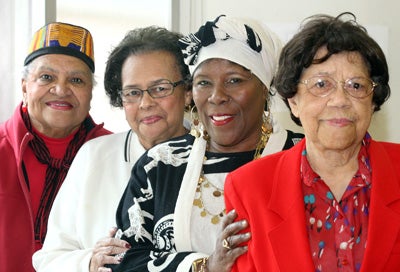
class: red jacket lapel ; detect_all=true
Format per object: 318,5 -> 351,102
361,141 -> 400,272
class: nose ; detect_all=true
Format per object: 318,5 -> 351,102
49,81 -> 72,96
327,82 -> 352,107
139,90 -> 156,109
333,81 -> 354,97
208,82 -> 230,105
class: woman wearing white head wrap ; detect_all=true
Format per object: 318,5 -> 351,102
180,15 -> 282,88
108,15 -> 303,272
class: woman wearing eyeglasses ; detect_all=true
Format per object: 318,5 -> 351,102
106,15 -> 303,272
225,12 -> 400,271
33,26 -> 192,272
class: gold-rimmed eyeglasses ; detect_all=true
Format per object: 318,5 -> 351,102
299,75 -> 377,98
119,79 -> 185,103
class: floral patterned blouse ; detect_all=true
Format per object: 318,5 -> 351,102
301,134 -> 372,272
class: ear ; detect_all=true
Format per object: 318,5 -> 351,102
21,79 -> 28,102
184,87 -> 193,106
288,96 -> 300,118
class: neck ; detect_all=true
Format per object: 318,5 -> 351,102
207,127 -> 271,160
306,142 -> 361,200
140,126 -> 188,150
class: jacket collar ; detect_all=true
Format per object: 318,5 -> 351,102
267,139 -> 314,270
360,140 -> 400,271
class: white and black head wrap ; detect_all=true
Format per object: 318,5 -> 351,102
179,15 -> 282,88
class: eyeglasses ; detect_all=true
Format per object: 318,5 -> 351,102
119,79 -> 185,103
299,75 -> 377,98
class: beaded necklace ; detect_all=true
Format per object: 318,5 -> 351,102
193,125 -> 272,224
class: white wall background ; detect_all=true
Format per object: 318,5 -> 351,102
56,0 -> 173,133
1,0 -> 399,142
184,0 -> 400,142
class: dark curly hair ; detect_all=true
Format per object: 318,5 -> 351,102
104,26 -> 191,107
274,12 -> 390,126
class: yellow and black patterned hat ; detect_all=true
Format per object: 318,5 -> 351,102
24,22 -> 95,72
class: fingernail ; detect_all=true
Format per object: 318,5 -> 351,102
241,220 -> 248,226
125,243 -> 131,248
229,209 -> 236,215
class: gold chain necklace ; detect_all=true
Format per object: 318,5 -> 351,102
193,125 -> 273,224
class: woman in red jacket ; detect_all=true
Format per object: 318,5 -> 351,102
225,12 -> 400,272
0,22 -> 111,272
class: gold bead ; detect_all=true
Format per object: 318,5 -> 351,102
213,190 -> 222,197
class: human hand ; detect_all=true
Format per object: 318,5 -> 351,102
207,210 -> 250,272
89,227 -> 131,272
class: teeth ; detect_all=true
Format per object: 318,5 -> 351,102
53,102 -> 68,106
212,115 -> 231,121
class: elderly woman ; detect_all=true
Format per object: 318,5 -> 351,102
0,22 -> 111,272
32,26 -> 192,272
225,12 -> 400,272
107,15 -> 303,272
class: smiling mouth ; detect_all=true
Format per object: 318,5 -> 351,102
326,118 -> 353,126
142,115 -> 162,124
46,101 -> 73,109
210,114 -> 234,126
211,115 -> 233,121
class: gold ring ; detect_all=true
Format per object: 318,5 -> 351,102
222,238 -> 231,250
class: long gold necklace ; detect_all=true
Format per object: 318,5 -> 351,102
193,124 -> 272,224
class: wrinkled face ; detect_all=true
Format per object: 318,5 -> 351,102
288,48 -> 375,152
192,58 -> 267,153
121,51 -> 192,149
22,54 -> 93,138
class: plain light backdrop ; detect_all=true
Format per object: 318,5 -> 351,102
1,0 -> 399,142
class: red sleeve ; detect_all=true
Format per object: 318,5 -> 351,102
224,172 -> 256,272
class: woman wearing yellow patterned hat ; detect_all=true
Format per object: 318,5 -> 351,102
0,22 -> 111,272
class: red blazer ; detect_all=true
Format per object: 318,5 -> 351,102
225,138 -> 400,272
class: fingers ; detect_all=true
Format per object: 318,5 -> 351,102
89,254 -> 120,272
207,211 -> 251,272
89,231 -> 131,272
221,209 -> 238,228
95,237 -> 131,252
225,231 -> 251,251
97,268 -> 112,272
108,227 -> 118,237
222,210 -> 249,238
220,209 -> 251,253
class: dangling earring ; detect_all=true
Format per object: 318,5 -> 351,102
254,111 -> 273,159
262,111 -> 273,135
185,104 -> 192,112
22,101 -> 28,113
190,105 -> 201,138
263,95 -> 273,134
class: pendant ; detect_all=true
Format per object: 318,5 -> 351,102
193,198 -> 203,208
211,215 -> 220,224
